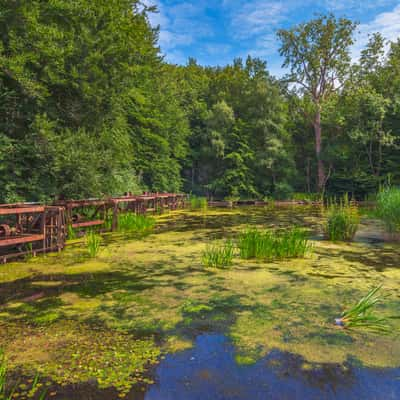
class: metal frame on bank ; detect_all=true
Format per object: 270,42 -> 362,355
0,204 -> 66,263
0,193 -> 187,263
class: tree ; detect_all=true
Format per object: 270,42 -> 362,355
278,15 -> 356,191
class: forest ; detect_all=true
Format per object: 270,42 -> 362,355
1,0 -> 399,202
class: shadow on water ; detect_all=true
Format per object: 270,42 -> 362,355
142,334 -> 400,400
37,333 -> 400,400
157,206 -> 322,233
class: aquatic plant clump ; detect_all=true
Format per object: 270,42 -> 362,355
376,187 -> 400,234
190,196 -> 208,210
335,285 -> 391,333
85,231 -> 102,257
238,228 -> 310,260
324,197 -> 360,241
202,240 -> 235,268
117,213 -> 155,234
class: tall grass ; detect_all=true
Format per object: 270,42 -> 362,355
202,240 -> 235,268
190,196 -> 208,210
335,285 -> 391,333
0,350 -> 8,399
292,192 -> 322,202
324,195 -> 359,241
85,231 -> 102,257
376,187 -> 400,234
67,224 -> 77,240
117,212 -> 155,234
238,228 -> 310,260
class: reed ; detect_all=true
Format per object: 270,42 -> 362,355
324,195 -> 359,241
376,187 -> 400,234
202,240 -> 235,268
238,228 -> 310,260
0,350 -> 7,399
117,212 -> 155,234
335,285 -> 391,333
85,230 -> 102,257
190,196 -> 208,210
67,224 -> 77,240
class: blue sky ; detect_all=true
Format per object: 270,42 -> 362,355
144,0 -> 400,77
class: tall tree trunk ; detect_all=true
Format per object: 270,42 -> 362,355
314,107 -> 325,192
306,157 -> 311,193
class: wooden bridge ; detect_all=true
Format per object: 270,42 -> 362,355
0,193 -> 186,263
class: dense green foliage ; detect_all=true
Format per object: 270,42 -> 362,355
324,198 -> 360,241
190,196 -> 208,210
376,187 -> 400,233
238,228 -> 310,260
1,3 -> 400,201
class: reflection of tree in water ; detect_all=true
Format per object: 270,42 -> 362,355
157,206 -> 322,234
266,349 -> 356,393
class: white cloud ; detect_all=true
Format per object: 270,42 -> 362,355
158,30 -> 194,51
145,0 -> 400,70
325,0 -> 397,12
251,32 -> 279,56
204,44 -> 232,56
230,1 -> 287,39
163,49 -> 188,65
145,0 -> 214,62
352,4 -> 400,60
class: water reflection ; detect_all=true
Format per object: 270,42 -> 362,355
145,334 -> 400,400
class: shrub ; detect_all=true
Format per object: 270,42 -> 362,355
376,187 -> 400,234
273,183 -> 294,200
324,196 -> 359,241
190,196 -> 208,210
202,240 -> 235,268
238,228 -> 310,260
86,231 -> 102,257
117,213 -> 155,234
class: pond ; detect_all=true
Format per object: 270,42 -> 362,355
0,206 -> 399,399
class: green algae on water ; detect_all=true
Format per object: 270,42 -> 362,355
1,206 -> 400,394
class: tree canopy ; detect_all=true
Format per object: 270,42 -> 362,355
1,2 -> 400,202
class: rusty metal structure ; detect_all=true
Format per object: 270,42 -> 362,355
0,193 -> 187,263
0,204 -> 66,263
108,193 -> 186,231
53,198 -> 109,230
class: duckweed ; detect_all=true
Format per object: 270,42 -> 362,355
0,206 -> 399,394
